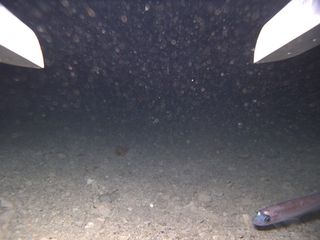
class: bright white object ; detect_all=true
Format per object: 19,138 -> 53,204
254,0 -> 320,63
0,4 -> 44,68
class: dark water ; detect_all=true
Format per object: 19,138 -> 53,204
0,1 -> 320,239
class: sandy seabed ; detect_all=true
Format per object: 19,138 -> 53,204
0,118 -> 319,240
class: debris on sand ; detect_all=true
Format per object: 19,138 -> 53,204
114,145 -> 129,157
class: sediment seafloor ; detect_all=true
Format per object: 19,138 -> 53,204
0,119 -> 319,240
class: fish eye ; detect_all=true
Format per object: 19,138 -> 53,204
264,215 -> 271,223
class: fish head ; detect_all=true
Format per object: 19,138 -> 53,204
252,210 -> 272,227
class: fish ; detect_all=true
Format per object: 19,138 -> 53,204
253,192 -> 320,228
